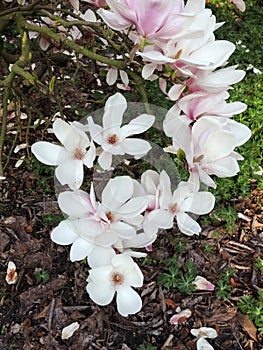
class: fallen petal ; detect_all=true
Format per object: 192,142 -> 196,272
6,261 -> 18,285
61,322 -> 80,340
170,309 -> 192,325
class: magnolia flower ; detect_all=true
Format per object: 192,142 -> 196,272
164,115 -> 251,189
192,276 -> 215,291
97,0 -> 196,43
88,93 -> 155,170
31,119 -> 96,190
86,250 -> 143,316
51,176 -> 148,261
142,171 -> 215,236
6,261 -> 18,285
177,92 -> 247,120
191,327 -> 218,350
61,322 -> 80,340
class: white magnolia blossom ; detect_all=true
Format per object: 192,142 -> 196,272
164,114 -> 251,190
31,119 -> 96,190
88,93 -> 155,170
86,251 -> 143,317
51,175 -> 148,261
142,170 -> 215,236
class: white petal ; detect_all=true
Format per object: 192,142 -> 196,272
61,322 -> 80,340
51,220 -> 79,245
121,138 -> 151,156
180,192 -> 215,214
106,68 -> 118,86
142,63 -> 157,79
58,190 -> 94,217
103,92 -> 127,130
147,209 -> 174,230
70,237 -> 94,261
86,281 -> 115,305
120,70 -> 129,86
208,156 -> 240,177
118,196 -> 148,218
31,142 -> 67,165
102,176 -> 133,210
98,151 -> 113,170
87,246 -> 115,268
116,285 -> 142,317
110,221 -> 136,239
120,114 -> 155,138
55,159 -> 83,189
176,212 -> 201,236
167,84 -> 185,101
196,338 -> 214,350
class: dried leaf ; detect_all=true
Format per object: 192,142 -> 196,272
238,314 -> 257,341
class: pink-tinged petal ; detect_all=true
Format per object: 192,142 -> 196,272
110,221 -> 136,239
87,247 -> 115,268
51,220 -> 78,245
116,285 -> 142,317
170,309 -> 192,325
180,192 -> 215,215
196,338 -> 214,350
196,166 -> 216,189
118,197 -> 148,218
106,68 -> 118,86
31,142 -> 68,165
58,190 -> 94,217
167,84 -> 185,101
55,159 -> 83,189
86,281 -> 115,305
208,156 -> 240,178
39,37 -> 50,51
192,276 -> 215,291
69,0 -> 79,11
120,114 -> 155,138
121,138 -> 151,156
103,92 -> 127,130
70,237 -> 94,261
102,176 -> 133,210
176,212 -> 201,236
231,0 -> 246,11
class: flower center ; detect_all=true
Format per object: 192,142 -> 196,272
107,134 -> 118,145
73,148 -> 85,160
106,211 -> 114,222
169,203 -> 178,214
112,272 -> 124,285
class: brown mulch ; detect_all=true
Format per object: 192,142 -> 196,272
0,165 -> 262,350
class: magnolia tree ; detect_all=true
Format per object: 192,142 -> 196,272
2,0 -> 249,320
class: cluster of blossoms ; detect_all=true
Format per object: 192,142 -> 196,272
29,0 -> 250,327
